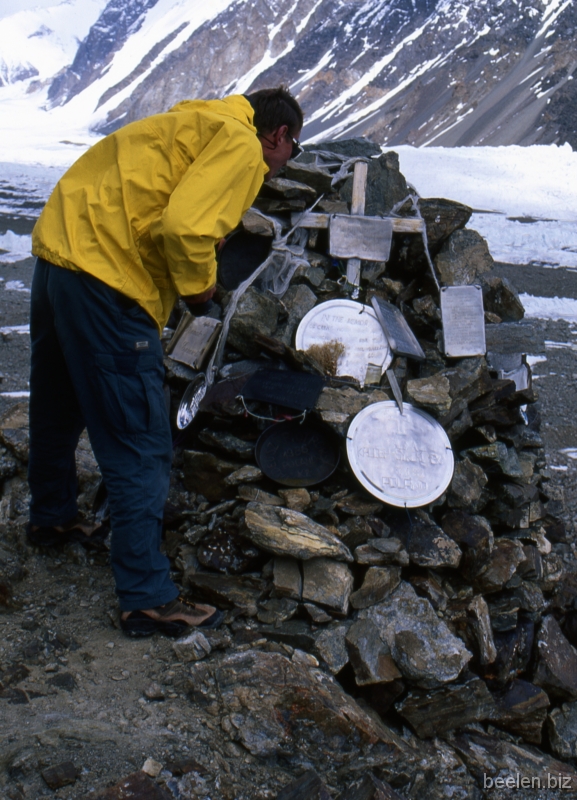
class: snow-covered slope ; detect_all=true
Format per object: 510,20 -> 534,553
0,0 -> 107,85
0,0 -> 575,155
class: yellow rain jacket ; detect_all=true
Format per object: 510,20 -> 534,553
32,95 -> 267,332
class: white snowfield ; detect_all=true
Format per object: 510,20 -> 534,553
395,143 -> 577,269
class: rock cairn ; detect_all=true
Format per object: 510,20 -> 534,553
2,139 -> 577,797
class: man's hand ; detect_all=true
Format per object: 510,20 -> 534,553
181,286 -> 216,316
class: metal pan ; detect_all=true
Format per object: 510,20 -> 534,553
255,420 -> 340,487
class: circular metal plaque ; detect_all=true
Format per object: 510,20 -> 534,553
346,401 -> 454,508
295,299 -> 392,385
255,420 -> 340,487
176,373 -> 207,429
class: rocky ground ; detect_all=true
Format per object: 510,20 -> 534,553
2,177 -> 577,799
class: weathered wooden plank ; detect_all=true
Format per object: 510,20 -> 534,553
291,212 -> 424,233
346,162 -> 368,288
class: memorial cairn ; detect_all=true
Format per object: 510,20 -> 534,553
159,140 -> 577,798
2,139 -> 575,798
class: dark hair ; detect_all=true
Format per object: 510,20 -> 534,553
244,86 -> 303,137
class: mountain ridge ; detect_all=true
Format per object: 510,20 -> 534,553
1,0 -> 575,149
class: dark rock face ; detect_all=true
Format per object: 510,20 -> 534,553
37,0 -> 577,150
397,676 -> 496,738
434,230 -> 494,286
360,583 -> 472,689
185,648 -> 414,764
479,273 -> 525,322
346,619 -> 402,686
340,153 -> 409,217
448,730 -> 577,793
491,679 -> 550,744
534,616 -> 577,701
47,0 -> 161,108
396,518 -> 462,568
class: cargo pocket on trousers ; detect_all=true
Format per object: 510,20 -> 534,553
95,352 -> 167,434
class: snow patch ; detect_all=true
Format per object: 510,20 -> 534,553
5,280 -> 31,293
0,231 -> 32,263
520,294 -> 577,323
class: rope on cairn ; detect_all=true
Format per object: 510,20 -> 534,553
236,395 -> 308,424
298,149 -> 371,188
391,192 -> 441,294
205,193 -> 326,386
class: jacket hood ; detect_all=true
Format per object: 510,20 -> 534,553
168,95 -> 256,130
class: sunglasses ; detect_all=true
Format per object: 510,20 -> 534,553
290,137 -> 303,159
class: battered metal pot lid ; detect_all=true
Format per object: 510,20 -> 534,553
295,299 -> 392,385
346,401 -> 454,508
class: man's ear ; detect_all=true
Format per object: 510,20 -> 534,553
275,124 -> 289,144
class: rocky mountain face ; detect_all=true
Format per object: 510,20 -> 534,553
4,0 -> 577,147
46,0 -> 160,109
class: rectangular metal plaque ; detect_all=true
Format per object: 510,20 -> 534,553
441,285 -> 486,358
371,296 -> 426,361
329,215 -> 393,262
167,314 -> 221,369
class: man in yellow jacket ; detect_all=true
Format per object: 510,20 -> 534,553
28,87 -> 303,637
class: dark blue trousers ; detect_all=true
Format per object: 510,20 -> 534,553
28,258 -> 178,611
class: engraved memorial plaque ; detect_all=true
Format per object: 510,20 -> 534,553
295,299 -> 392,385
441,285 -> 486,358
329,215 -> 394,262
371,296 -> 426,360
346,401 -> 454,508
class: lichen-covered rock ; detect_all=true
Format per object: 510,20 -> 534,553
350,567 -> 401,610
447,458 -> 488,511
548,701 -> 577,759
360,582 -> 472,689
314,621 -> 351,674
434,229 -> 494,286
244,502 -> 353,562
227,287 -> 280,357
406,374 -> 451,415
302,558 -> 354,615
185,649 -> 415,765
534,615 -> 577,701
397,518 -> 462,569
472,538 -> 525,594
346,619 -> 402,686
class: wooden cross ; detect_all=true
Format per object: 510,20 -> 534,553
346,161 -> 368,298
